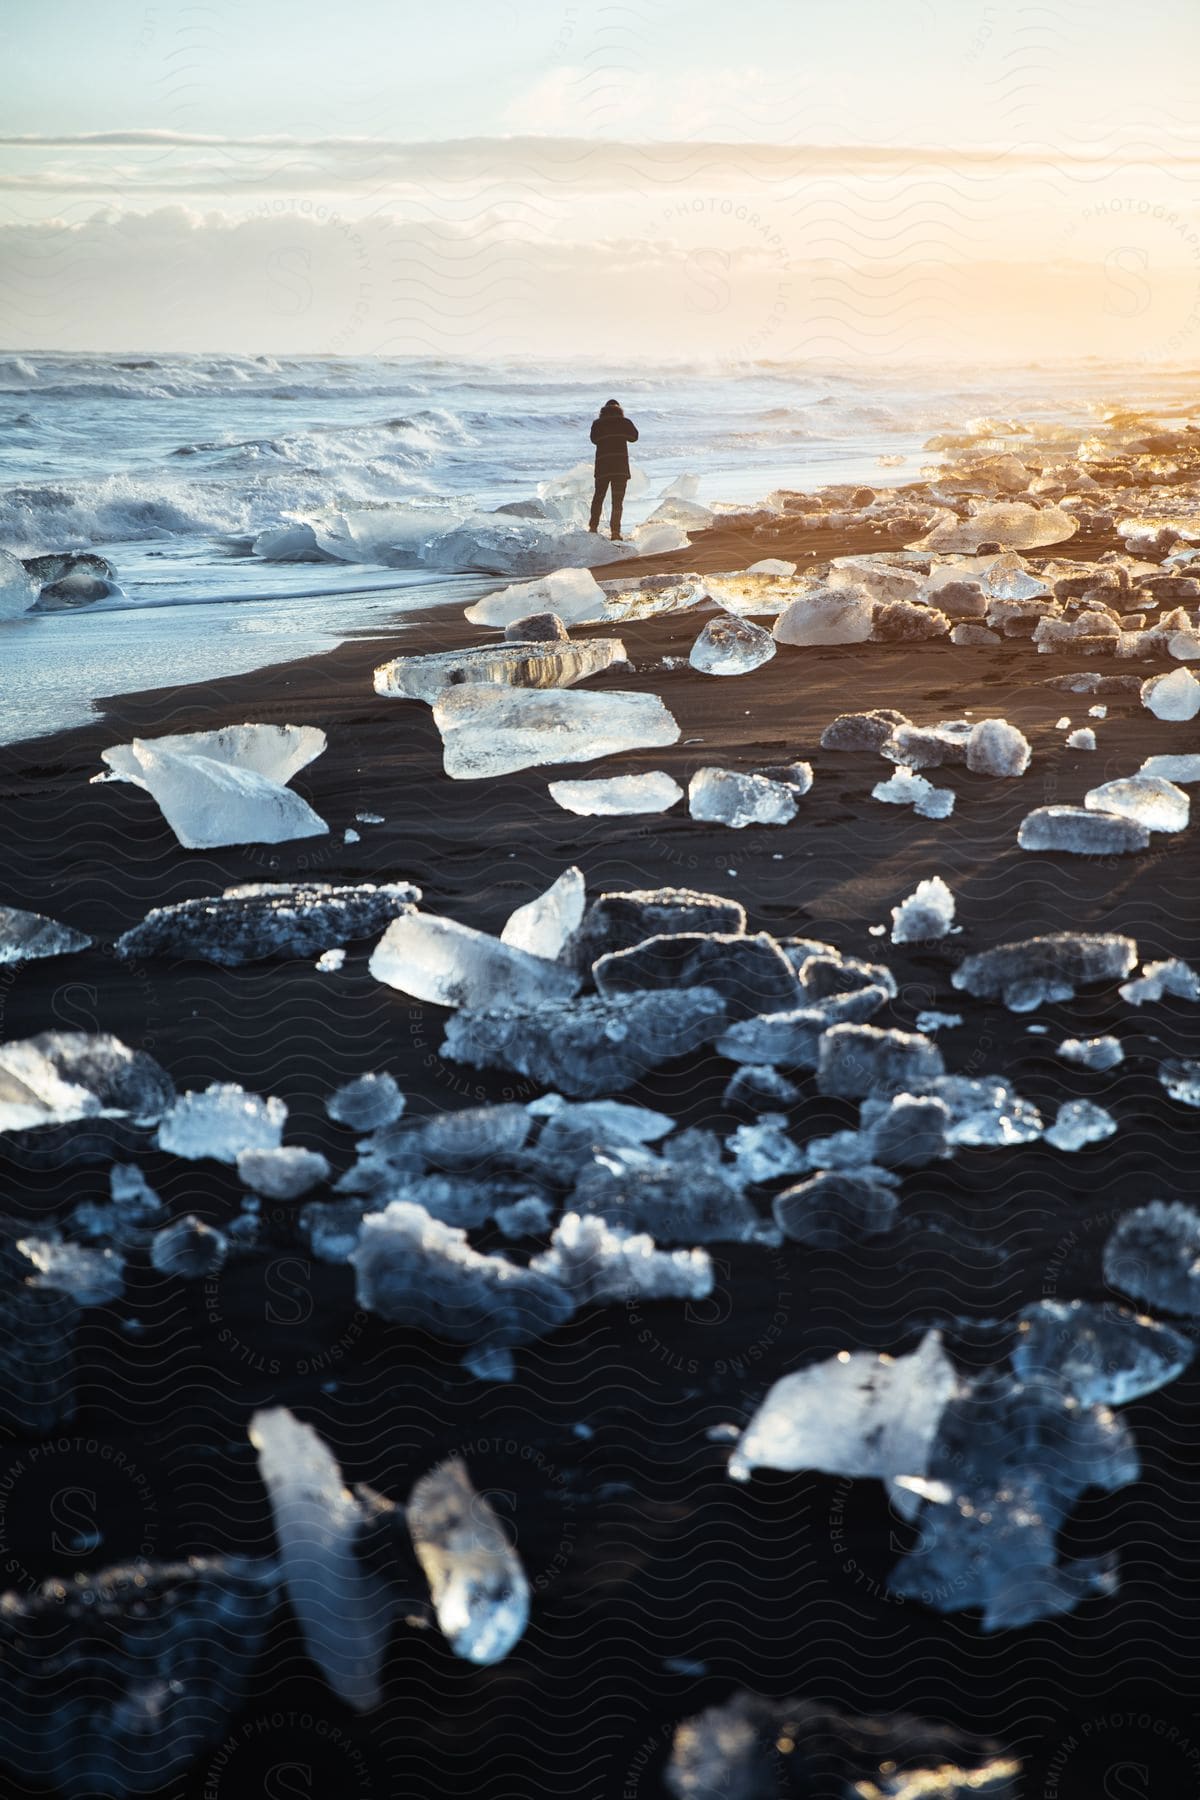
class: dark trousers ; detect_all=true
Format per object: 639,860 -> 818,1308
589,472 -> 627,536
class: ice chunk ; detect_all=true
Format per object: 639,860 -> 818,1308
115,880 -> 419,966
0,1031 -> 174,1136
932,1075 -> 1043,1146
890,876 -> 955,944
688,768 -> 798,828
1058,1035 -> 1124,1070
688,613 -> 776,676
0,906 -> 91,966
407,1457 -> 530,1664
0,545 -> 41,619
70,1164 -> 163,1248
773,1169 -> 899,1246
1013,1299 -> 1192,1406
747,557 -> 796,575
859,1092 -> 950,1167
373,637 -> 626,701
772,585 -> 874,645
575,887 -> 745,964
1119,958 -> 1200,1005
529,1212 -> 712,1303
327,1072 -> 405,1131
500,866 -> 585,960
249,1407 -> 393,1708
715,986 -> 891,1070
548,772 -> 682,815
1142,668 -> 1200,720
156,1083 -> 286,1163
872,768 -> 955,817
820,708 -> 910,751
913,502 -> 1077,553
594,931 -> 800,1018
1139,753 -> 1200,783
493,1196 -> 554,1237
872,600 -> 950,642
966,718 -> 1031,777
753,759 -> 812,795
103,738 -> 327,849
1103,1202 -> 1200,1315
351,1201 -> 574,1378
1085,774 -> 1189,833
952,932 -> 1136,1011
429,518 -> 636,579
102,722 -> 324,787
1066,727 -> 1096,750
723,1062 -> 801,1110
528,1095 -> 674,1170
730,1328 -> 958,1482
1160,1058 -> 1200,1104
149,1216 -> 228,1278
1018,805 -> 1148,854
916,1009 -> 962,1033
881,721 -> 968,770
1045,1099 -> 1116,1151
569,1135 -> 763,1244
433,683 -> 680,779
371,912 -> 580,1009
817,1024 -> 944,1098
464,566 -> 607,627
237,1146 -> 330,1199
503,610 -> 568,642
316,947 -> 345,971
727,1115 -> 807,1183
17,1237 -> 125,1305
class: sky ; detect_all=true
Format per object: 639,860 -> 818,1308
2,0 -> 1199,361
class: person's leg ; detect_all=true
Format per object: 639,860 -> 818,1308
610,476 -> 628,539
589,473 -> 610,532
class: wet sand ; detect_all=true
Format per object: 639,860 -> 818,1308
1,510 -> 1198,1798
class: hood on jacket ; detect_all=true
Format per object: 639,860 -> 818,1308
600,398 -> 623,413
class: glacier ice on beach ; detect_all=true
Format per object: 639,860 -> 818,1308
433,684 -> 680,779
772,585 -> 874,645
1045,1099 -> 1117,1151
101,725 -> 328,850
250,1407 -> 394,1709
1018,806 -> 1148,855
575,887 -> 746,964
0,545 -> 41,619
443,988 -> 727,1098
729,1329 -> 958,1483
0,1031 -> 175,1136
688,768 -> 798,827
715,986 -> 892,1071
156,1083 -> 286,1163
688,613 -> 776,676
407,1456 -> 530,1665
102,722 -> 325,788
115,881 -> 420,966
871,768 -> 955,818
1142,668 -> 1200,720
593,931 -> 801,1019
149,1215 -> 228,1278
327,1072 -> 405,1131
529,1212 -> 713,1305
464,567 -> 606,627
913,502 -> 1077,553
820,708 -> 910,752
817,1024 -> 945,1098
548,772 -> 683,815
951,932 -> 1136,1011
237,1146 -> 330,1200
17,1237 -> 125,1305
500,866 -> 585,960
890,876 -> 955,944
966,718 -> 1031,777
1103,1202 -> 1200,1315
1085,775 -> 1189,834
370,912 -> 581,1007
1058,1035 -> 1124,1070
932,1075 -> 1043,1146
1012,1300 -> 1193,1407
567,1135 -> 764,1244
728,1115 -> 807,1183
0,905 -> 91,965
373,637 -> 627,701
1066,728 -> 1096,750
1160,1059 -> 1200,1104
1119,958 -> 1200,1005
1139,753 -> 1200,783
772,1168 -> 899,1246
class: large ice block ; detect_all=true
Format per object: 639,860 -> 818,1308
432,684 -> 680,780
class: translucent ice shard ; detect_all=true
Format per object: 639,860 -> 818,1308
499,866 -> 585,960
568,1134 -> 763,1244
115,881 -> 420,966
872,769 -> 955,818
890,876 -> 955,944
594,930 -> 801,1018
688,768 -> 798,828
327,1072 -> 405,1131
772,585 -> 874,645
464,566 -> 606,627
1012,1299 -> 1192,1406
1044,1099 -> 1116,1151
1119,958 -> 1200,1005
0,1031 -> 174,1135
102,723 -> 324,787
549,772 -> 683,815
0,545 -> 41,620
371,912 -> 581,1008
407,1457 -> 530,1664
1058,1035 -> 1124,1070
529,1212 -> 713,1304
433,684 -> 680,779
237,1146 -> 330,1199
1084,774 -> 1189,834
817,1024 -> 944,1099
913,502 -> 1077,553
0,906 -> 91,966
575,887 -> 745,964
101,728 -> 328,850
820,708 -> 910,751
373,638 -> 627,701
1139,753 -> 1200,783
772,1169 -> 899,1246
966,718 -> 1031,777
156,1083 -> 286,1163
729,1328 -> 959,1482
149,1215 -> 228,1277
952,932 -> 1136,1011
250,1407 -> 393,1709
1141,668 -> 1200,720
1105,1201 -> 1200,1314
689,613 -> 776,676
1018,805 -> 1148,854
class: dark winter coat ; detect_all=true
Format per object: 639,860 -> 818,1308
590,404 -> 638,477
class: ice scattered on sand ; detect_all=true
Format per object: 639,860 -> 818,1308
952,932 -> 1136,1012
772,585 -> 874,645
688,613 -> 776,676
115,881 -> 420,966
890,876 -> 955,944
1142,667 -> 1200,720
1085,774 -> 1189,834
1104,1202 -> 1200,1315
688,768 -> 798,827
1139,753 -> 1200,783
548,772 -> 682,815
407,1456 -> 530,1664
0,906 -> 91,966
1066,728 -> 1096,750
433,684 -> 680,780
500,866 -> 585,960
17,1238 -> 125,1305
373,637 -> 626,701
1119,958 -> 1200,1005
156,1083 -> 286,1163
101,724 -> 329,849
529,1212 -> 712,1304
729,1328 -> 958,1482
150,1215 -> 228,1278
1018,805 -> 1148,855
371,912 -> 581,1008
327,1072 -> 405,1131
966,718 -> 1031,777
237,1146 -> 330,1200
1045,1099 -> 1117,1151
250,1407 -> 395,1709
872,768 -> 955,818
1058,1035 -> 1124,1070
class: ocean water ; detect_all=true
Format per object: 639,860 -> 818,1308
0,351 -> 1193,746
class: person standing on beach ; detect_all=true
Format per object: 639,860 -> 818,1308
588,398 -> 638,540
